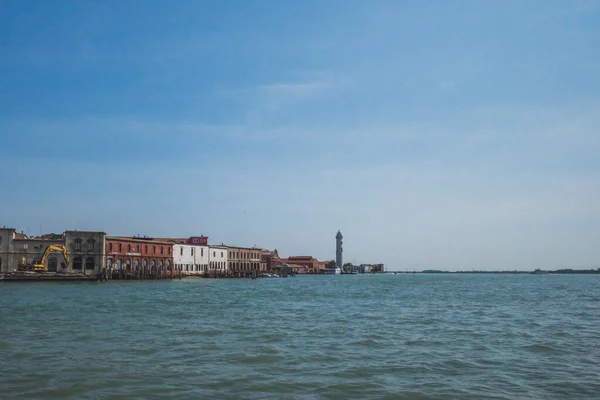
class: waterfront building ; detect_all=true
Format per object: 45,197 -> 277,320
0,228 -> 11,272
105,236 -> 173,276
260,249 -> 279,272
64,231 -> 107,274
227,246 -> 261,277
278,256 -> 321,274
171,237 -> 209,275
0,228 -> 106,274
287,263 -> 311,274
363,263 -> 384,273
209,245 -> 228,275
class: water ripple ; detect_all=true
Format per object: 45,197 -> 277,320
1,275 -> 600,399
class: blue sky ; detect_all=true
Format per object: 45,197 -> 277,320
1,0 -> 599,270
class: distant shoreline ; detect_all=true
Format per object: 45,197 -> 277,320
386,269 -> 600,275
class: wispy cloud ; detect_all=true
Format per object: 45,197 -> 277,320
259,81 -> 330,98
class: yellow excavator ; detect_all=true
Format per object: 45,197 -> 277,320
20,244 -> 70,272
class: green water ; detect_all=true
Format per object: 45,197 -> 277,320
1,274 -> 599,399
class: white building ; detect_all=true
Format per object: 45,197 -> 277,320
173,243 -> 209,275
209,245 -> 228,274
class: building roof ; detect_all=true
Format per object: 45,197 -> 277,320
225,245 -> 261,250
106,236 -> 173,245
151,237 -> 188,244
64,230 -> 107,234
13,237 -> 63,242
31,233 -> 64,240
260,249 -> 279,255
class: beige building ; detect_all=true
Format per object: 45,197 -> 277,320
227,246 -> 261,277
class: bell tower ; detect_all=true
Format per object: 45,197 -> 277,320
336,230 -> 343,269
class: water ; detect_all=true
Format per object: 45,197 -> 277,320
1,274 -> 599,399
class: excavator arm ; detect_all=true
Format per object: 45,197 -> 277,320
32,244 -> 70,272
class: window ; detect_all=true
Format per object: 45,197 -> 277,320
180,247 -> 183,256
109,243 -> 113,252
161,246 -> 164,255
213,251 -> 215,257
86,257 -> 95,270
145,245 -> 148,253
191,248 -> 194,256
88,239 -> 95,251
193,238 -> 199,244
153,246 -> 156,254
118,243 -> 122,252
128,244 -> 131,252
168,247 -> 171,255
75,239 -> 82,251
72,257 -> 83,270
136,245 -> 140,252
201,248 -> 203,257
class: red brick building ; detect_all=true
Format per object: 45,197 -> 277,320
279,256 -> 322,274
105,236 -> 173,275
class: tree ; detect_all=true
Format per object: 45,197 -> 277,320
343,262 -> 353,267
326,260 -> 336,268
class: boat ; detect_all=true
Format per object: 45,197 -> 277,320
531,269 -> 547,275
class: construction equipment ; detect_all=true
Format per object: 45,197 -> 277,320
19,244 -> 70,273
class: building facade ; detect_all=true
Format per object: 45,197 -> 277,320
0,228 -> 11,272
105,236 -> 173,276
228,246 -> 261,277
64,230 -> 107,274
173,241 -> 209,275
209,245 -> 228,275
260,249 -> 279,272
279,256 -> 321,274
0,228 -> 106,274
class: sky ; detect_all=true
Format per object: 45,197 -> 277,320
1,0 -> 599,271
